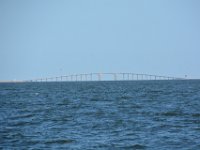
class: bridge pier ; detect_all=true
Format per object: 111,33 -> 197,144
127,74 -> 130,80
80,74 -> 82,81
113,73 -> 117,81
98,73 -> 101,81
70,75 -> 73,81
90,73 -> 92,81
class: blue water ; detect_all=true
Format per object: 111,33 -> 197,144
0,80 -> 200,149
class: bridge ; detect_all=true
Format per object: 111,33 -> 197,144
28,73 -> 184,82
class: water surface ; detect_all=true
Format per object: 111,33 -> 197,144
0,80 -> 200,149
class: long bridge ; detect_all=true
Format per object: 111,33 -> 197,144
28,73 -> 185,82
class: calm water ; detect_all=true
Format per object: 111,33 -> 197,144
0,80 -> 200,149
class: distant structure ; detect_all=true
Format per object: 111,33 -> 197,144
28,73 -> 185,82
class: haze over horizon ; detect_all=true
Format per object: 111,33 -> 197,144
1,0 -> 200,80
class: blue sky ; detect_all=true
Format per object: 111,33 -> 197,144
0,0 -> 200,80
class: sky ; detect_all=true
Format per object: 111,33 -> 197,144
0,0 -> 200,80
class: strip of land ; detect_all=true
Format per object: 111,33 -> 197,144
0,80 -> 25,83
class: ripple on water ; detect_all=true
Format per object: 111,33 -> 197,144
123,144 -> 147,149
44,139 -> 74,145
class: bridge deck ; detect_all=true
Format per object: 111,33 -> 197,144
29,73 -> 184,82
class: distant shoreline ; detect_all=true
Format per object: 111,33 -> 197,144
0,80 -> 25,83
0,79 -> 199,83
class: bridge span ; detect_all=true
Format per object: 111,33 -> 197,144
29,73 -> 184,82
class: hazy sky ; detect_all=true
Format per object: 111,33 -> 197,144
0,0 -> 200,80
